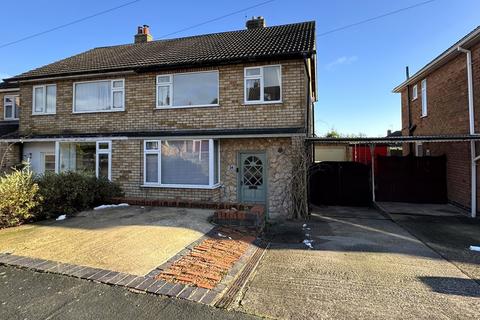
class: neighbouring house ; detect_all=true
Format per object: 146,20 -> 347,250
393,26 -> 480,215
0,18 -> 317,219
0,81 -> 20,172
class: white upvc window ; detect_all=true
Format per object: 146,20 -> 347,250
33,84 -> 56,115
421,79 -> 427,117
4,95 -> 19,120
156,71 -> 219,109
73,79 -> 124,113
244,65 -> 282,104
40,152 -> 55,174
412,84 -> 418,100
143,139 -> 220,188
96,141 -> 112,180
56,140 -> 112,180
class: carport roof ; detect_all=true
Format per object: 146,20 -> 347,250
308,134 -> 480,144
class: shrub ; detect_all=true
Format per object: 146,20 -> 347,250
0,168 -> 42,228
35,172 -> 123,220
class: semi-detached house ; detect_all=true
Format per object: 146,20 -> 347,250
0,18 -> 317,219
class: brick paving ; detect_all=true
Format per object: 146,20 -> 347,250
155,227 -> 256,289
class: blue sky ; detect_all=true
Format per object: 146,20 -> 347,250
0,0 -> 479,136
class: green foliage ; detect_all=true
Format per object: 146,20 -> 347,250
35,172 -> 123,220
325,128 -> 341,138
0,168 -> 42,228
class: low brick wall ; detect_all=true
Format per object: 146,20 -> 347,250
110,196 -> 254,211
213,205 -> 265,229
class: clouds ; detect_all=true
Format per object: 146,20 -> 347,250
325,56 -> 358,70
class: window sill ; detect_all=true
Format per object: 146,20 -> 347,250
141,183 -> 221,190
243,100 -> 283,106
73,109 -> 125,114
3,118 -> 19,121
32,112 -> 56,116
155,104 -> 220,110
420,115 -> 428,118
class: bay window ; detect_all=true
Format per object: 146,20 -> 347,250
156,71 -> 219,108
33,84 -> 56,115
57,141 -> 112,180
244,65 -> 282,104
73,79 -> 124,113
4,95 -> 19,120
144,139 -> 219,188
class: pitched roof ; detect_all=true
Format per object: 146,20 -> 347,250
0,82 -> 19,91
0,121 -> 19,138
393,26 -> 480,93
8,21 -> 315,81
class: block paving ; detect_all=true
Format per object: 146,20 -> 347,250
156,227 -> 256,289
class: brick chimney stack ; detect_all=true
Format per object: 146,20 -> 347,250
246,16 -> 266,29
134,25 -> 153,43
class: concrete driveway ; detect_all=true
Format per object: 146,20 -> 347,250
236,206 -> 480,319
0,206 -> 213,276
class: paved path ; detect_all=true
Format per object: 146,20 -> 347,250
0,265 -> 258,320
235,206 -> 480,320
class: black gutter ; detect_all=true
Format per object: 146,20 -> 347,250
9,127 -> 306,140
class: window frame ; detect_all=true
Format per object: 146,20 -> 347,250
244,64 -> 282,105
415,142 -> 423,157
4,94 -> 19,120
155,70 -> 220,109
412,84 -> 418,100
32,84 -> 56,115
96,141 -> 112,180
54,140 -> 112,180
72,79 -> 125,114
40,152 -> 56,174
142,139 -> 220,189
421,79 -> 427,117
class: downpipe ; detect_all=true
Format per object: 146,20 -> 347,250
458,46 -> 477,218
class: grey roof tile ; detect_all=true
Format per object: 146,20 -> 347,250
8,21 -> 315,81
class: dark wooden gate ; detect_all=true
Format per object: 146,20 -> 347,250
375,155 -> 447,203
309,161 -> 371,206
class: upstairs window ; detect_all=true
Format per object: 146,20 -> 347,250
73,79 -> 124,113
4,95 -> 19,120
244,65 -> 282,104
33,84 -> 56,115
421,79 -> 427,117
156,71 -> 219,108
412,84 -> 418,100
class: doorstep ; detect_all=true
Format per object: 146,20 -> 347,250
0,227 -> 267,306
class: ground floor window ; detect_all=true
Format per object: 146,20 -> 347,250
57,141 -> 111,180
41,152 -> 56,173
144,139 -> 219,188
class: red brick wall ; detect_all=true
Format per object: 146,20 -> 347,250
400,42 -> 480,212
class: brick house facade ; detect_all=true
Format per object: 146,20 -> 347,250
394,27 -> 480,214
0,19 -> 317,219
0,82 -> 21,172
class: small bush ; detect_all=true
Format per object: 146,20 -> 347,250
0,168 -> 42,228
35,172 -> 123,220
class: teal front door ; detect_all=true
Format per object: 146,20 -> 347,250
239,153 -> 267,204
